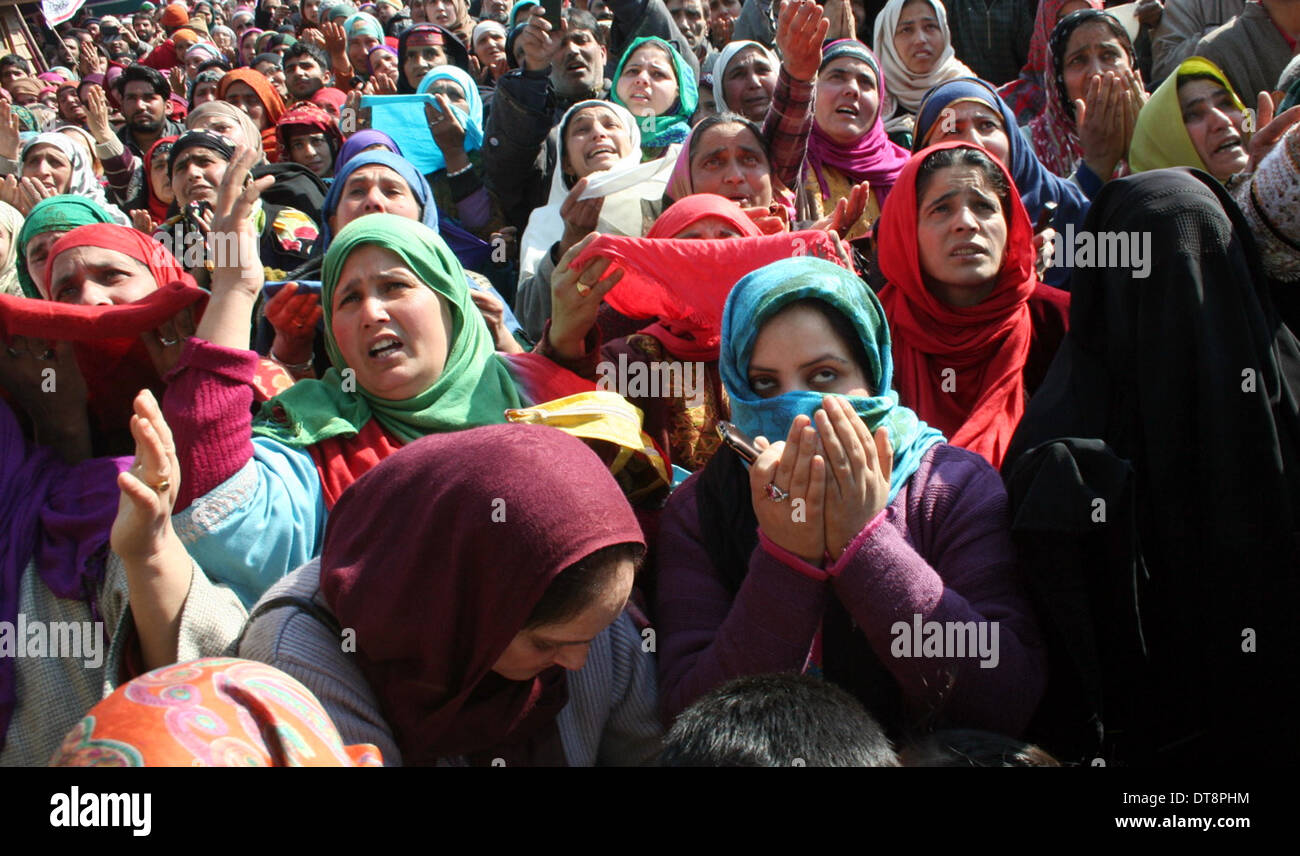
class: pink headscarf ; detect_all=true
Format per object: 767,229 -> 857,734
805,40 -> 910,203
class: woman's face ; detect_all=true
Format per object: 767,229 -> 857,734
184,48 -> 210,80
893,0 -> 943,76
1178,78 -> 1249,181
150,151 -> 175,204
240,35 -> 259,65
287,128 -> 334,177
47,247 -> 157,305
303,0 -> 322,24
672,214 -> 745,240
1061,20 -> 1131,105
349,33 -> 381,71
331,244 -> 453,401
814,56 -> 880,145
473,29 -> 506,69
748,303 -> 872,399
23,144 -> 73,195
916,163 -> 1008,306
721,46 -> 777,124
616,43 -> 679,118
192,79 -> 220,106
423,78 -> 468,114
370,49 -> 398,77
564,105 -> 632,178
689,122 -> 774,208
25,230 -> 65,297
57,88 -> 86,122
491,556 -> 635,681
331,164 -> 423,233
223,81 -> 266,128
925,100 -> 1011,165
190,112 -> 246,147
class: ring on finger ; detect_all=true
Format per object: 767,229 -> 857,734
149,478 -> 170,493
158,334 -> 179,347
575,282 -> 591,296
764,482 -> 790,503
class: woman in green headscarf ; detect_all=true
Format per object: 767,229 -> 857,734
1129,57 -> 1253,186
610,36 -> 697,159
162,211 -> 580,605
15,195 -> 116,299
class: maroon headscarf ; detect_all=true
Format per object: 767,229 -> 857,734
320,424 -> 645,766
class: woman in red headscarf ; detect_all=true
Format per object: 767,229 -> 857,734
539,193 -> 848,470
217,68 -> 286,161
875,141 -> 1069,469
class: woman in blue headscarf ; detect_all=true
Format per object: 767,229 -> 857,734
911,77 -> 1092,288
654,256 -> 1046,738
414,65 -> 505,243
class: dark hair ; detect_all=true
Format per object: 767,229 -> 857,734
1049,9 -> 1134,121
563,8 -> 603,46
524,541 -> 642,629
1176,70 -> 1234,94
196,58 -> 233,76
688,112 -> 768,165
253,52 -> 284,69
915,145 -> 1011,208
285,41 -> 331,71
900,729 -> 1061,767
763,298 -> 875,394
660,673 -> 900,767
0,54 -> 30,73
114,63 -> 170,99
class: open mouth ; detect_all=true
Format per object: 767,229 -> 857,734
950,243 -> 987,259
835,105 -> 859,117
1214,137 -> 1243,154
368,335 -> 403,359
586,144 -> 617,160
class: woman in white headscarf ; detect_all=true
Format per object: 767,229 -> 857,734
872,0 -> 971,146
8,133 -> 129,225
516,99 -> 677,341
712,40 -> 779,125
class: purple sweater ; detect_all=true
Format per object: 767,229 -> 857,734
654,442 -> 1046,735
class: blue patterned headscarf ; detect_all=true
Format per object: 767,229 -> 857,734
720,257 -> 945,503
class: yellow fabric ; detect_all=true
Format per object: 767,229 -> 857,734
801,164 -> 883,241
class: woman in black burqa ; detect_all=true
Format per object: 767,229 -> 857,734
1002,168 -> 1300,767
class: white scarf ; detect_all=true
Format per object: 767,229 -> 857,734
873,0 -> 972,133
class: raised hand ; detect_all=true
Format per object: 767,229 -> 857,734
777,0 -> 829,83
811,179 -> 869,235
815,395 -> 891,561
140,307 -> 197,378
0,106 -> 22,161
131,209 -> 159,235
264,282 -> 322,369
19,177 -> 55,212
82,84 -> 114,142
169,65 -> 186,97
1247,90 -> 1300,173
1076,72 -> 1127,180
557,176 -> 604,256
709,12 -> 735,49
749,415 -> 827,566
427,92 -> 468,169
519,8 -> 563,73
548,232 -> 623,360
468,288 -> 525,354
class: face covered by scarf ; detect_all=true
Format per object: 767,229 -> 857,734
806,40 -> 910,204
217,67 -> 286,160
320,422 -> 645,766
872,0 -> 972,131
14,195 -> 118,299
875,141 -> 1038,469
610,36 -> 698,151
1031,9 -> 1136,178
720,256 -> 945,503
252,214 -> 522,447
1130,56 -> 1248,177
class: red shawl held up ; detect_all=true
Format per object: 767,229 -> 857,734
577,195 -> 850,362
875,141 -> 1038,469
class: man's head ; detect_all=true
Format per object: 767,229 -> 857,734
115,65 -> 171,136
667,0 -> 709,55
0,55 -> 30,94
134,12 -> 158,42
169,129 -> 234,206
550,8 -> 607,99
284,43 -> 332,100
659,674 -> 901,767
160,3 -> 190,35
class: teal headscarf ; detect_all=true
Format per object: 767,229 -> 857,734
252,214 -> 522,447
15,195 -> 117,299
610,36 -> 697,150
720,257 -> 945,503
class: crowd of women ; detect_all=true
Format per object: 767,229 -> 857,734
1,0 -> 1297,767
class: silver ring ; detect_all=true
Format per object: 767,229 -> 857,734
158,334 -> 179,347
764,482 -> 789,503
